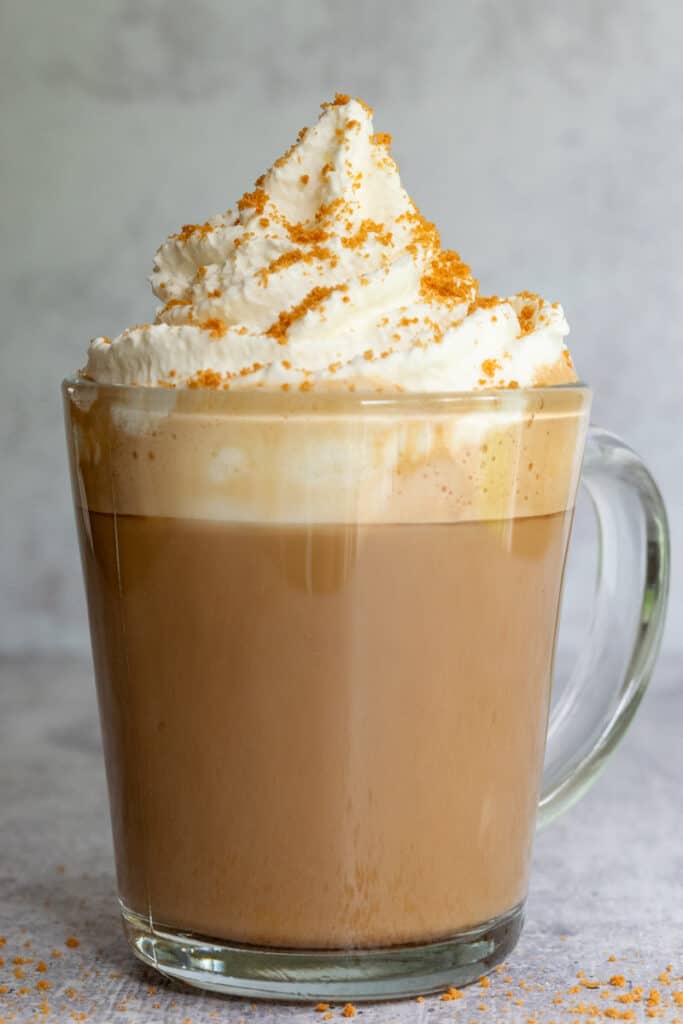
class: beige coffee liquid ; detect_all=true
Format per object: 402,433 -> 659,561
79,508 -> 572,948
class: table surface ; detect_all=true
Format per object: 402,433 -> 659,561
1,654 -> 681,1024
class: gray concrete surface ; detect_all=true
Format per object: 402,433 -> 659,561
1,653 -> 681,1023
1,0 -> 682,656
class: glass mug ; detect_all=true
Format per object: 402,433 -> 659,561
63,379 -> 668,1001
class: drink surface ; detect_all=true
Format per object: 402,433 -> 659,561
80,509 -> 571,948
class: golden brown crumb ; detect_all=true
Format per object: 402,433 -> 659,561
172,221 -> 215,243
258,244 -> 336,287
266,284 -> 338,344
237,188 -> 268,216
341,218 -> 392,250
200,318 -> 228,339
441,987 -> 464,1001
238,362 -> 264,378
420,250 -> 474,306
315,1004 -> 330,1012
518,303 -> 536,337
188,369 -> 225,389
341,1004 -> 356,1018
481,358 -> 500,379
319,92 -> 352,111
469,294 -> 501,313
285,219 -> 331,246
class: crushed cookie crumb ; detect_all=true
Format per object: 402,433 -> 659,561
266,284 -> 339,344
481,358 -> 501,379
341,218 -> 392,249
200,318 -> 228,339
188,369 -> 225,389
172,221 -> 215,243
237,188 -> 268,216
420,249 -> 474,306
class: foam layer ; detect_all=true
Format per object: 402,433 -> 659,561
83,94 -> 577,393
65,384 -> 591,525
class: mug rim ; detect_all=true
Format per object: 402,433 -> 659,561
62,376 -> 591,413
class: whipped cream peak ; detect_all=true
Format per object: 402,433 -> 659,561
85,93 -> 576,392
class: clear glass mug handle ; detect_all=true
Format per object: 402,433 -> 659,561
538,426 -> 670,827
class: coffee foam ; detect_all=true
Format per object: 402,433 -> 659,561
65,384 -> 590,525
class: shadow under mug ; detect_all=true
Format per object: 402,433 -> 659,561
63,380 -> 669,1001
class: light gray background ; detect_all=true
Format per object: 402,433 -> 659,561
1,0 -> 681,655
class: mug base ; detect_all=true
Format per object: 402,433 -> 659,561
120,900 -> 524,1002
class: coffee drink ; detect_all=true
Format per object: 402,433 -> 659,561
66,90 -> 589,985
78,507 -> 572,948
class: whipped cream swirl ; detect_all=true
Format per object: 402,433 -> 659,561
85,94 -> 576,392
